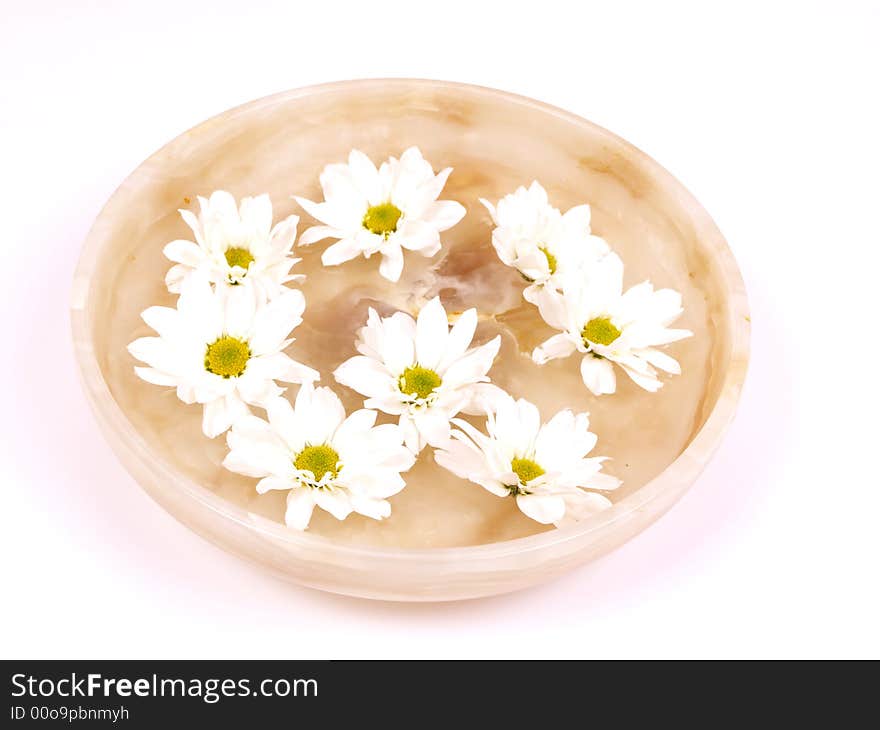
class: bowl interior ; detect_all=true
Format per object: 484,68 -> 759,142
77,81 -> 740,551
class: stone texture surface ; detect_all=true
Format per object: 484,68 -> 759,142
72,81 -> 748,598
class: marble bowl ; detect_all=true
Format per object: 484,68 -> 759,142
71,79 -> 749,601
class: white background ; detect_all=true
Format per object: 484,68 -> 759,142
2,0 -> 878,659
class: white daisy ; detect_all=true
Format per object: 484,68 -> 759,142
128,272 -> 319,438
164,190 -> 303,298
333,296 -> 502,454
223,386 -> 415,530
479,181 -> 609,305
434,395 -> 620,526
294,147 -> 466,282
532,252 -> 692,395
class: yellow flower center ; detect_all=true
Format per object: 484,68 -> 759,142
294,444 -> 340,482
539,245 -> 557,274
511,457 -> 545,485
204,335 -> 250,378
399,365 -> 442,400
582,317 -> 621,347
363,202 -> 402,236
224,246 -> 254,270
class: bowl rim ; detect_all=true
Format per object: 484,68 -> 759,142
71,77 -> 750,563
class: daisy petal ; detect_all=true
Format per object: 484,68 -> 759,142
441,336 -> 500,389
650,328 -> 693,346
178,208 -> 204,244
285,489 -> 317,530
319,163 -> 370,216
298,384 -> 346,445
265,395 -> 307,454
177,272 -> 223,341
239,194 -> 273,240
534,287 -> 568,330
380,312 -> 416,374
437,308 -> 477,373
255,475 -> 294,494
164,263 -> 191,293
516,493 -> 566,524
297,224 -> 339,246
456,383 -> 510,416
533,333 -> 577,364
394,220 -> 440,253
322,236 -> 363,267
222,283 -> 257,339
235,368 -> 282,406
248,289 -> 305,355
348,495 -> 392,521
267,214 -> 299,255
378,243 -> 404,282
224,418 -> 292,477
127,337 -> 180,375
163,239 -> 204,266
133,366 -> 177,387
202,396 -> 238,438
313,489 -> 354,521
535,410 -> 597,468
560,203 -> 592,232
478,197 -> 497,223
334,355 -> 394,398
422,200 -> 466,231
580,356 -> 617,395
331,409 -> 378,456
140,306 -> 181,341
364,396 -> 406,415
413,408 -> 451,447
620,363 -> 663,392
639,348 -> 682,374
434,436 -> 492,483
399,414 -> 423,453
415,297 -> 449,371
267,353 -> 319,385
556,491 -> 613,527
348,149 -> 382,202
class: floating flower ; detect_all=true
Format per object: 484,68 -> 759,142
333,297 -> 502,454
434,395 -> 620,526
479,181 -> 609,305
223,385 -> 415,530
532,252 -> 692,395
128,273 -> 319,438
164,191 -> 303,298
295,147 -> 466,282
